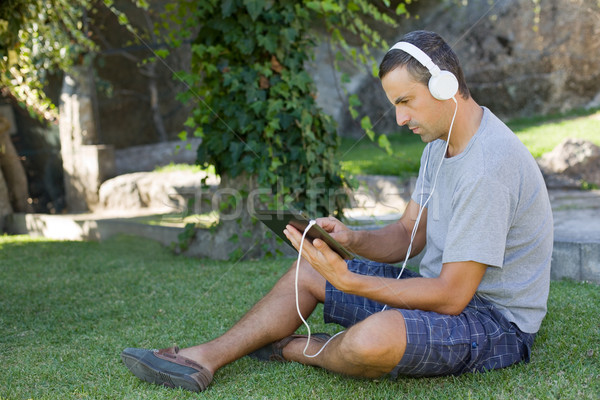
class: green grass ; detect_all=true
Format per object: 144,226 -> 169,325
338,107 -> 600,177
338,133 -> 426,178
1,235 -> 598,399
130,211 -> 219,228
509,108 -> 600,158
153,162 -> 215,174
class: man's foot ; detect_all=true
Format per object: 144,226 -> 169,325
248,333 -> 332,362
121,346 -> 213,392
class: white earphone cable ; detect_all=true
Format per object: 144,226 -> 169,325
294,97 -> 458,351
294,220 -> 344,358
398,96 -> 458,278
382,96 -> 458,310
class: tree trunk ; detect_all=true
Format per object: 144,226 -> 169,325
0,167 -> 13,232
147,62 -> 168,142
0,115 -> 31,212
59,65 -> 115,212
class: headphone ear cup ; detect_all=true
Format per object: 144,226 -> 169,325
428,70 -> 459,100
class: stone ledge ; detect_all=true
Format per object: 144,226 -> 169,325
551,240 -> 600,283
5,213 -> 182,247
5,212 -> 598,284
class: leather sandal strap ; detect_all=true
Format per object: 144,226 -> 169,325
269,334 -> 303,362
154,347 -> 213,390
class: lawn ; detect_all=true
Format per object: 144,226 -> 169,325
338,133 -> 426,178
338,107 -> 600,177
1,235 -> 598,399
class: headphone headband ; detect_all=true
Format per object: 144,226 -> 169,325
387,41 -> 459,101
389,42 -> 441,77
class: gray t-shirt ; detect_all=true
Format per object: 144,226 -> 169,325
412,107 -> 553,333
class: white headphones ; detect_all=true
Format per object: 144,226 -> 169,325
388,41 -> 459,101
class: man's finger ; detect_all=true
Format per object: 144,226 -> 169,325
313,238 -> 341,263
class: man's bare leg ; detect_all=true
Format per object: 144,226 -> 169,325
283,308 -> 408,378
177,258 -> 326,375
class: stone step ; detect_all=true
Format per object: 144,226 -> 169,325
346,177 -> 600,284
4,176 -> 599,284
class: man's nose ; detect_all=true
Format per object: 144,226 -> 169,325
396,108 -> 410,126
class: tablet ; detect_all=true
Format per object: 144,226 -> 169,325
255,210 -> 355,260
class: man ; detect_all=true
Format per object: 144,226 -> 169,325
121,30 -> 553,392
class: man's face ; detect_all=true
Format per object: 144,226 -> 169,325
381,66 -> 450,143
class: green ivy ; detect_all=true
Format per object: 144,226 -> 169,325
170,0 -> 407,216
0,0 -> 146,120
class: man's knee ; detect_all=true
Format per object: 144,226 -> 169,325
285,258 -> 326,302
338,310 -> 407,370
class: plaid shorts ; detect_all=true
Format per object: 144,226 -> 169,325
323,259 -> 536,377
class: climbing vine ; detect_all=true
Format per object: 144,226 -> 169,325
167,0 -> 407,217
0,0 -> 147,120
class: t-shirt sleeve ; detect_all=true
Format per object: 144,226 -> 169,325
411,144 -> 433,207
442,176 -> 513,268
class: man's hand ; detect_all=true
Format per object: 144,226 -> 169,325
316,216 -> 355,251
284,223 -> 353,291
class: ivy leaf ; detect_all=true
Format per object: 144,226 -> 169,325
221,0 -> 236,17
238,36 -> 256,54
257,33 -> 277,53
281,28 -> 297,44
377,134 -> 393,155
371,63 -> 379,77
244,0 -> 265,21
229,141 -> 245,163
267,99 -> 284,117
305,2 -> 321,12
347,2 -> 360,11
184,116 -> 196,128
154,48 -> 169,59
349,94 -> 361,107
361,116 -> 374,140
118,13 -> 129,25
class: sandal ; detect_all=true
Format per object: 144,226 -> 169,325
121,346 -> 213,392
248,333 -> 332,362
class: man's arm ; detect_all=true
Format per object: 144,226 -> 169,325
338,260 -> 487,315
318,199 -> 427,264
285,223 -> 486,315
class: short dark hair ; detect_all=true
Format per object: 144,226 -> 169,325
379,31 -> 470,99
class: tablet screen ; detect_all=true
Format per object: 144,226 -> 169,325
255,210 -> 355,260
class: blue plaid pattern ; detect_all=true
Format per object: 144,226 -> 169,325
323,259 -> 535,377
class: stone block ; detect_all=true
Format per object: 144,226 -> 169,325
62,144 -> 115,212
114,138 -> 202,175
551,241 -> 581,281
581,242 -> 600,284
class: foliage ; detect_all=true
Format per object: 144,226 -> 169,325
167,0 -> 407,217
0,0 -> 146,120
1,0 -> 89,119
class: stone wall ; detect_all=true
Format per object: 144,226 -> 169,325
114,138 -> 202,175
91,0 -> 193,148
315,0 -> 600,137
